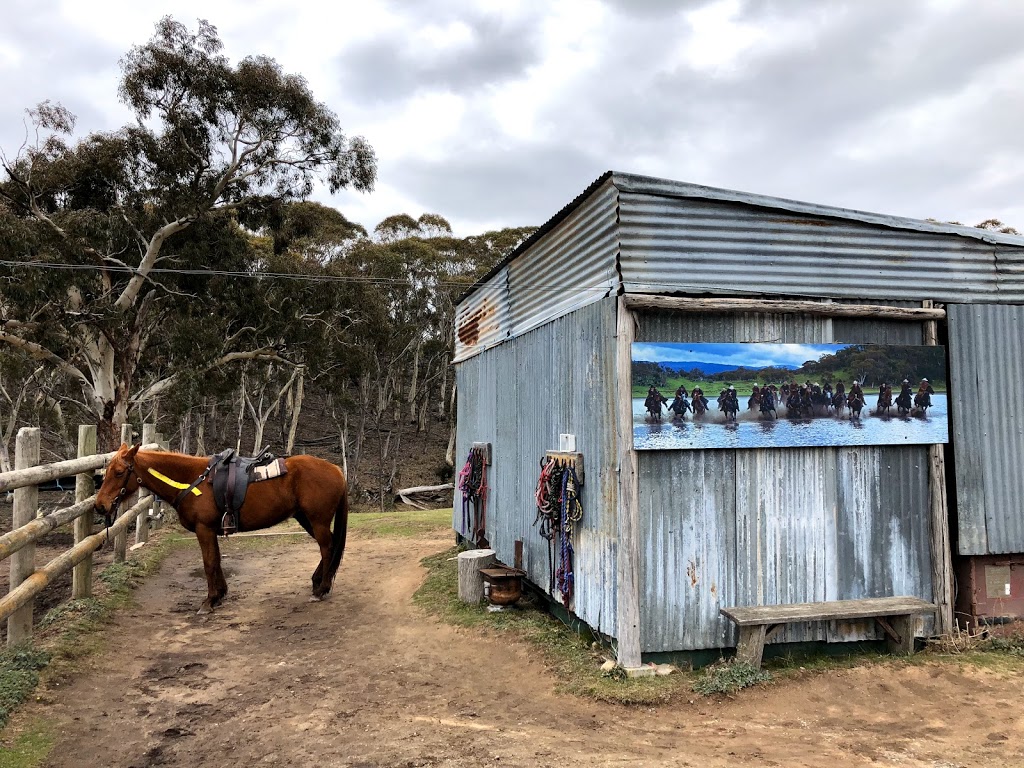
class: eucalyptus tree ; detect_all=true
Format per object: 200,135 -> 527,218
0,17 -> 375,448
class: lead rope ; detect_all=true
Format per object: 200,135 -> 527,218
458,447 -> 488,546
534,457 -> 583,605
534,458 -> 561,593
555,464 -> 584,606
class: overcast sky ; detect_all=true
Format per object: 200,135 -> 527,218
2,0 -> 1023,237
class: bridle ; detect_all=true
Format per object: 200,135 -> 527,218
105,457 -> 147,527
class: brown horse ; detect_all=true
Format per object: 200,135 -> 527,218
94,443 -> 349,614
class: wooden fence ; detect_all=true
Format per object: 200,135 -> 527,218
0,424 -> 167,646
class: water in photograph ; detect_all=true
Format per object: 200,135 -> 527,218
633,394 -> 949,450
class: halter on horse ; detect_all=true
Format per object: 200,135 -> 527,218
95,444 -> 349,614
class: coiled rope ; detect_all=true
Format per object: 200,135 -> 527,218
458,447 -> 488,546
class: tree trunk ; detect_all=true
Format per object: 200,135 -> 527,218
235,380 -> 246,453
437,363 -> 449,419
407,342 -> 421,422
195,402 -> 206,456
286,367 -> 305,455
445,421 -> 457,467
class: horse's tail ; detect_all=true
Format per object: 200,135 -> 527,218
325,477 -> 350,586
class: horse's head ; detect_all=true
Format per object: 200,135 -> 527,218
95,442 -> 142,526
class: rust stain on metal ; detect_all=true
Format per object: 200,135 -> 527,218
687,560 -> 698,587
711,583 -> 717,598
457,298 -> 496,347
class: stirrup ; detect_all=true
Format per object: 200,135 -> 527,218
221,512 -> 237,535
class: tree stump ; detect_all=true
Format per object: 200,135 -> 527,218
457,549 -> 496,604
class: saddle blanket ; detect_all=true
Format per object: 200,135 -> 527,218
252,458 -> 287,482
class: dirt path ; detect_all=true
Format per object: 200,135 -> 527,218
21,533 -> 1024,768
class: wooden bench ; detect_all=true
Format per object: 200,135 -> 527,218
720,596 -> 937,669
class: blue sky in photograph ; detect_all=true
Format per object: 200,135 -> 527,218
632,342 -> 846,370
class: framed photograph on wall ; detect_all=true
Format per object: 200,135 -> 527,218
632,342 -> 949,451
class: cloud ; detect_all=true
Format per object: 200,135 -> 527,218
633,343 -> 843,369
335,5 -> 545,104
5,0 -> 1024,238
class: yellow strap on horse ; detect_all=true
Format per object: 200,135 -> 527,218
147,467 -> 203,496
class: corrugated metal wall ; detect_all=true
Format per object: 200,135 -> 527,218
454,179 -> 619,364
508,181 -> 618,338
454,297 -> 620,637
948,304 -> 1024,555
617,193 -> 1019,303
635,309 -> 934,652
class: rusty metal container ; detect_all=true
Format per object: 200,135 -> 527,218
481,567 -> 527,606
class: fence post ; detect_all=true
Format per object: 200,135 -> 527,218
157,435 -> 173,527
8,427 -> 39,645
72,425 -> 97,599
113,424 -> 134,563
136,424 -> 156,545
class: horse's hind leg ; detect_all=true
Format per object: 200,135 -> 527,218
294,510 -> 325,590
308,518 -> 334,600
195,524 -> 228,615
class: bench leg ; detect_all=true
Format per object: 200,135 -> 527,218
878,614 -> 916,655
735,625 -> 767,669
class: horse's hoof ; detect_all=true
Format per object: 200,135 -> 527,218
308,595 -> 323,603
197,604 -> 213,616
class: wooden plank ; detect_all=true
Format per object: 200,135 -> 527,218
887,614 -> 917,655
614,295 -> 643,669
721,596 -> 936,625
136,425 -> 156,546
923,299 -> 954,636
735,625 -> 767,668
113,424 -> 133,564
8,428 -> 39,646
73,425 -> 97,598
0,498 -> 93,562
622,295 -> 946,321
0,496 -> 148,625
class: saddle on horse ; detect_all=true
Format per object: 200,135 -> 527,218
209,447 -> 287,534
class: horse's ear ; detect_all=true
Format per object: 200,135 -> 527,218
125,443 -> 141,460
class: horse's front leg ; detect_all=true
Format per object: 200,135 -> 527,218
195,524 -> 228,615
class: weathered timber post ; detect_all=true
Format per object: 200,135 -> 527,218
614,295 -> 643,670
8,428 -> 39,645
113,424 -> 135,563
923,299 -> 954,635
135,424 -> 156,545
72,425 -> 97,598
457,549 -> 496,603
157,434 -> 172,527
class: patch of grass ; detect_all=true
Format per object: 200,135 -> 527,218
0,650 -> 50,730
0,721 -> 53,768
349,508 -> 453,538
692,661 -> 771,696
414,547 -> 684,705
981,636 -> 1024,657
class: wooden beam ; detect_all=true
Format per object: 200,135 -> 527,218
0,441 -> 160,493
615,295 -> 643,669
73,425 -> 97,598
622,295 -> 946,321
0,496 -> 148,625
923,299 -> 954,636
0,498 -> 93,563
8,428 -> 39,646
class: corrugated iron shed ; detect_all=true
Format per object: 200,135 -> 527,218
454,171 -> 1024,658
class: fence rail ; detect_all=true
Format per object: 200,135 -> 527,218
3,425 -> 166,646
